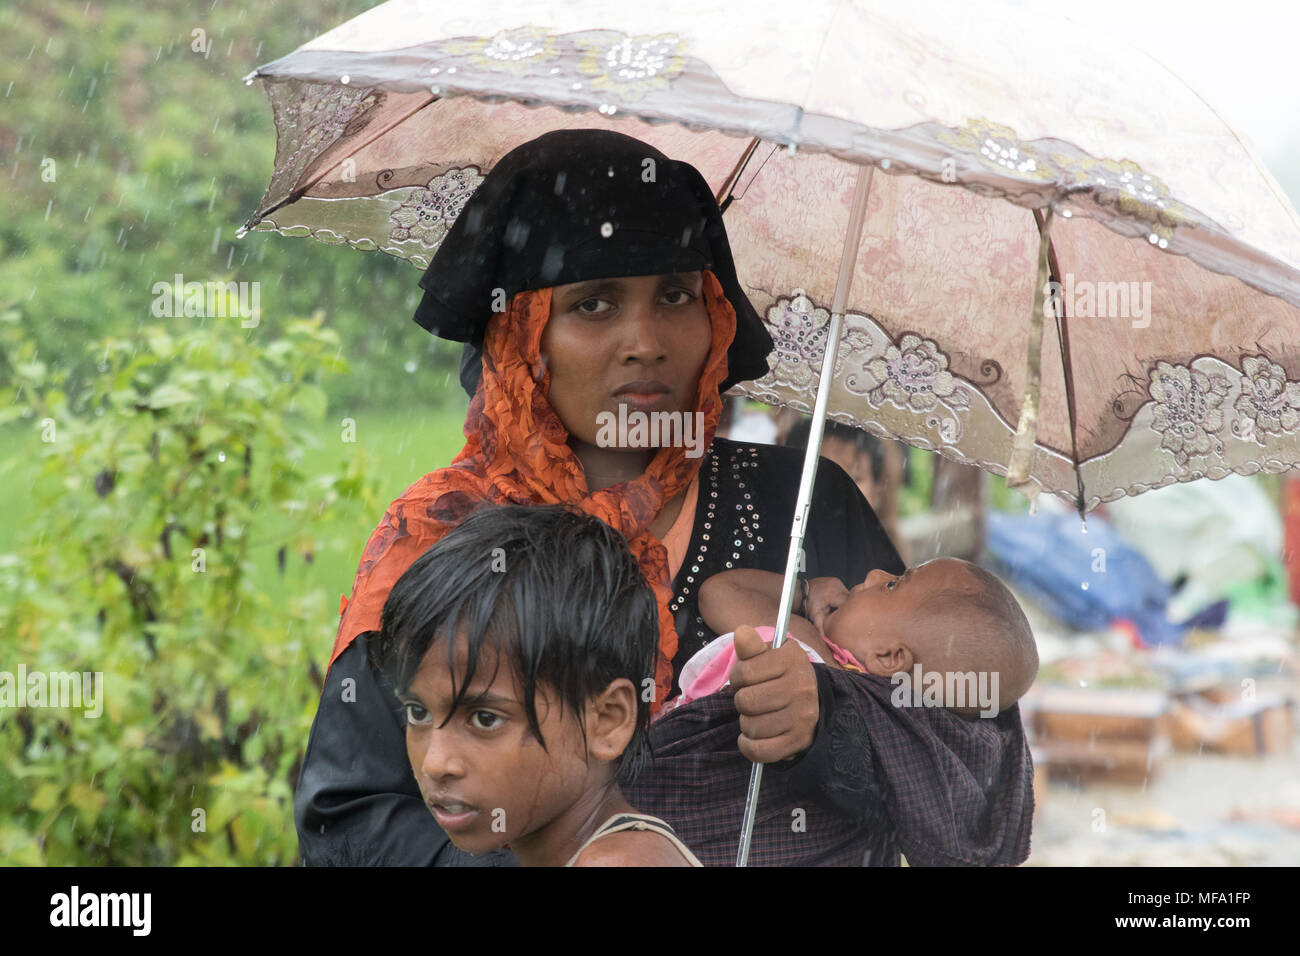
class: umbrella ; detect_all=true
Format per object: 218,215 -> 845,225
238,0 -> 1300,863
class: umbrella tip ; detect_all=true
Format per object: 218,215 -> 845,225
235,225 -> 249,239
242,70 -> 258,86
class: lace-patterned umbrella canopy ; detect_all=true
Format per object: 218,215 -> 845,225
239,0 -> 1300,517
240,0 -> 1300,516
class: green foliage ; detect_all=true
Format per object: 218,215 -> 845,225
0,0 -> 465,417
0,308 -> 381,864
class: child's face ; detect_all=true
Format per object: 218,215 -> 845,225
824,559 -> 972,667
400,631 -> 597,856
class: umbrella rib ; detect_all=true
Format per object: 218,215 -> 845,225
1032,207 -> 1087,516
716,137 -> 762,211
1137,47 -> 1300,233
292,92 -> 439,202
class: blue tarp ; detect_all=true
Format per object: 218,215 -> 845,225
982,509 -> 1187,646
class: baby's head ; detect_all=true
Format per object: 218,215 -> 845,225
823,558 -> 1037,717
368,503 -> 658,856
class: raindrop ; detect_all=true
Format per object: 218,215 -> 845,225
404,360 -> 417,374
431,85 -> 440,95
218,451 -> 226,462
600,222 -> 613,237
1081,581 -> 1089,590
880,158 -> 891,169
340,74 -> 350,85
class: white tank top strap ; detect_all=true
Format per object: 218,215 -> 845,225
564,812 -> 704,867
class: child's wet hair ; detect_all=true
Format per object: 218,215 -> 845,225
368,503 -> 659,784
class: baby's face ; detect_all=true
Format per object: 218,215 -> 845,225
824,559 -> 974,665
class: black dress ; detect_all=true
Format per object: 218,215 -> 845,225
293,437 -> 1033,866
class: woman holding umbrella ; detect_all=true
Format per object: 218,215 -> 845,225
294,128 -> 1034,866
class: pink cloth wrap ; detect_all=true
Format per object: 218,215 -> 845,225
662,625 -> 865,714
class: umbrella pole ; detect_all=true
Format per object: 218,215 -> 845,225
735,160 -> 876,866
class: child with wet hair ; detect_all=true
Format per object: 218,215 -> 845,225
368,503 -> 702,866
692,558 -> 1038,719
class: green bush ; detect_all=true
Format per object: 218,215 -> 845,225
0,307 -> 380,864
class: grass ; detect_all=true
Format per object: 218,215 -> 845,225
246,399 -> 473,615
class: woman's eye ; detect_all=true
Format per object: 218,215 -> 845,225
663,289 -> 695,305
575,297 -> 610,315
403,702 -> 431,726
469,711 -> 502,731
886,579 -> 897,591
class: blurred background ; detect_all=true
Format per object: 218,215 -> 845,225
1,0 -> 1297,865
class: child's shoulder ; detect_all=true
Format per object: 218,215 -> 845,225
570,827 -> 697,867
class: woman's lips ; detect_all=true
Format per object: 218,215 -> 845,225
613,380 -> 672,411
614,391 -> 672,410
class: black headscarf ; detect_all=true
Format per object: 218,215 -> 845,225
410,128 -> 774,397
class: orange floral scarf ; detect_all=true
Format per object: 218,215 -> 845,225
331,269 -> 736,711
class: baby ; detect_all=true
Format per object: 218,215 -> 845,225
368,503 -> 702,867
691,559 -> 1038,719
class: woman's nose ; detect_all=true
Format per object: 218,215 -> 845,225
620,305 -> 667,363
